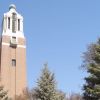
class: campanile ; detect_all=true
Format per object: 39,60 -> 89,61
0,4 -> 27,98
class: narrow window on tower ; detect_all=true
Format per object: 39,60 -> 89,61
12,13 -> 17,33
18,19 -> 20,31
8,17 -> 10,29
12,59 -> 16,66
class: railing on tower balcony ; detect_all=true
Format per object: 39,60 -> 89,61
10,37 -> 17,47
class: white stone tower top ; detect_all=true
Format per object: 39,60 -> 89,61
2,4 -> 24,38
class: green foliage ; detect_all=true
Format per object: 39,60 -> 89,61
82,38 -> 100,100
0,86 -> 8,100
32,63 -> 65,100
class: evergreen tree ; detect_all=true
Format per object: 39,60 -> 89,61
33,63 -> 64,100
0,86 -> 8,100
82,38 -> 100,100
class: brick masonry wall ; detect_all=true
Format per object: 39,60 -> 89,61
0,35 -> 27,98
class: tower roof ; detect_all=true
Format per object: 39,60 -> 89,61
9,4 -> 16,10
2,4 -> 24,38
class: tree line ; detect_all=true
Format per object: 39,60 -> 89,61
1,38 -> 100,100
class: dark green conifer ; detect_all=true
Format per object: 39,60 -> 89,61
82,38 -> 100,100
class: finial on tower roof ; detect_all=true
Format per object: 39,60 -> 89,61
9,4 -> 16,10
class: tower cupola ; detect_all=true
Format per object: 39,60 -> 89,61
2,4 -> 24,38
9,4 -> 16,10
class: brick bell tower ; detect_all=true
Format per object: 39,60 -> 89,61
0,4 -> 27,98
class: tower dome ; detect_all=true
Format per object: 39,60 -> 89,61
9,4 -> 16,10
